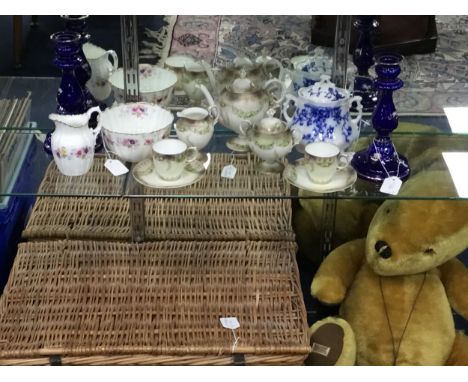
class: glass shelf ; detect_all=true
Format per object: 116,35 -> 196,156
1,76 -> 468,201
1,129 -> 468,201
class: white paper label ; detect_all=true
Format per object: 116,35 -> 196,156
220,317 -> 240,330
221,164 -> 237,179
311,342 -> 331,357
105,159 -> 129,177
380,176 -> 402,195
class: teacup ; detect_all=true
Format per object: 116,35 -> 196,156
152,139 -> 198,181
304,142 -> 349,184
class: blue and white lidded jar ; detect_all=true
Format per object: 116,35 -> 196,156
282,75 -> 363,152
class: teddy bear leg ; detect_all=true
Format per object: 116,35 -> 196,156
305,317 -> 356,366
446,331 -> 468,366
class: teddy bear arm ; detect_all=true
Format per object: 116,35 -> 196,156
311,238 -> 365,305
439,258 -> 468,319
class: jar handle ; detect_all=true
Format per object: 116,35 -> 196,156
282,93 -> 299,124
349,95 -> 363,126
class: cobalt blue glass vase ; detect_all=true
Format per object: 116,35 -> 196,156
352,16 -> 378,112
44,31 -> 85,154
351,53 -> 410,183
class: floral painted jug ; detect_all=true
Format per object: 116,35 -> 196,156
49,106 -> 102,176
282,75 -> 363,151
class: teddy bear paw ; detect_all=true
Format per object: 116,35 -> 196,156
311,276 -> 346,305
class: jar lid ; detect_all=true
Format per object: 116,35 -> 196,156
299,75 -> 345,102
256,113 -> 287,134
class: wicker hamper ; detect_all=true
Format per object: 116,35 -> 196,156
23,155 -> 295,242
0,240 -> 310,365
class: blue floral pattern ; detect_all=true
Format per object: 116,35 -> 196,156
292,104 -> 352,144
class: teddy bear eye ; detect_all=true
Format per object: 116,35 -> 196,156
424,248 -> 435,255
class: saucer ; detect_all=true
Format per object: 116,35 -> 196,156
283,159 -> 357,193
132,158 -> 206,189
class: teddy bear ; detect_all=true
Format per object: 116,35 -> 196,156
308,169 -> 468,365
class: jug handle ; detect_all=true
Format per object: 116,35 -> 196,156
349,95 -> 363,126
264,78 -> 286,106
200,60 -> 219,97
87,106 -> 102,138
282,93 -> 299,124
261,58 -> 284,80
107,50 -> 119,72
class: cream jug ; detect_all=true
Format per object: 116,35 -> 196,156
49,106 -> 102,176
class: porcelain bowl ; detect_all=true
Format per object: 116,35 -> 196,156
109,64 -> 177,107
101,102 -> 174,163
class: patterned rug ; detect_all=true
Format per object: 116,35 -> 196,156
166,15 -> 468,114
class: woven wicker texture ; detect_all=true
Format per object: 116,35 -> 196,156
23,155 -> 294,241
0,240 -> 309,365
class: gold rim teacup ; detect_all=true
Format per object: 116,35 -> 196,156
152,138 -> 198,181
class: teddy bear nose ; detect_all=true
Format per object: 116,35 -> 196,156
375,240 -> 392,259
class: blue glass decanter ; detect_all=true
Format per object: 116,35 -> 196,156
44,31 -> 85,154
351,53 -> 410,182
352,16 -> 378,112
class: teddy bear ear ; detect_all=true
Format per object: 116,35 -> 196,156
399,169 -> 468,249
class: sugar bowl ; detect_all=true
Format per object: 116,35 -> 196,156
244,111 -> 302,174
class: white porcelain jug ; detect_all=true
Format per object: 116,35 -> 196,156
49,106 -> 102,176
83,43 -> 118,101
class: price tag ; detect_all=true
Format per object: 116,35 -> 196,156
105,159 -> 129,177
311,342 -> 331,357
380,176 -> 402,195
220,317 -> 240,330
221,164 -> 237,179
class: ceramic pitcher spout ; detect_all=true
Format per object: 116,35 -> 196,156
49,106 -> 101,129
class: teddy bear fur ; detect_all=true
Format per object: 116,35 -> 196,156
311,170 -> 468,365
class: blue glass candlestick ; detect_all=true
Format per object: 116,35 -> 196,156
62,15 -> 104,152
351,53 -> 410,183
352,16 -> 378,112
62,15 -> 98,111
44,31 -> 85,155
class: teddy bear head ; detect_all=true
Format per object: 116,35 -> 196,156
365,170 -> 468,276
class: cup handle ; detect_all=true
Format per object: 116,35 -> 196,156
337,153 -> 351,170
185,147 -> 199,163
107,50 -> 119,72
